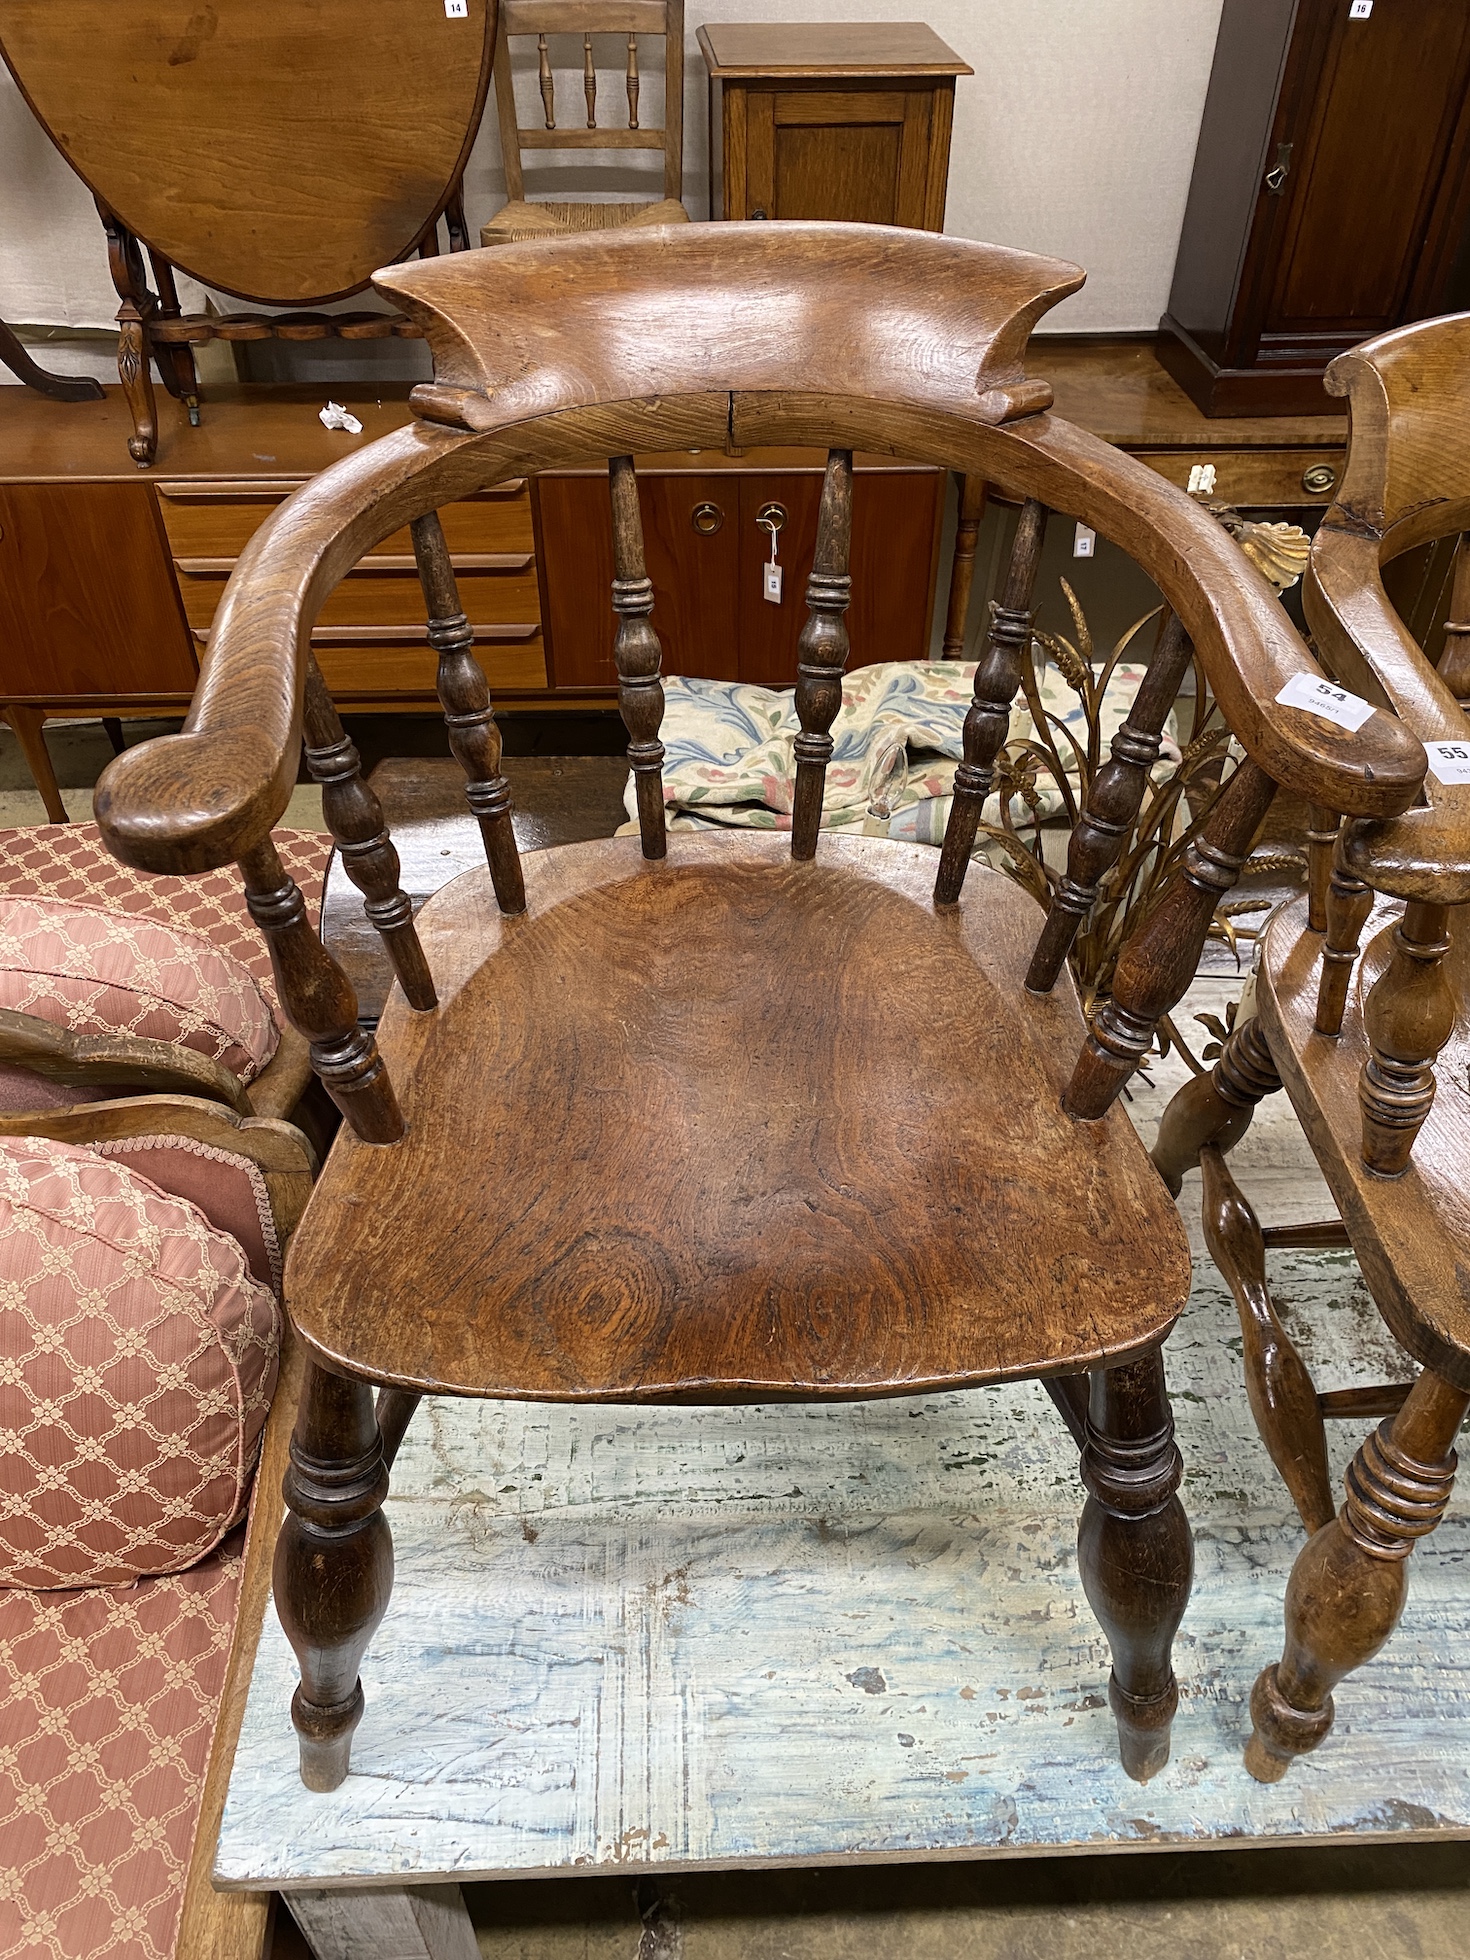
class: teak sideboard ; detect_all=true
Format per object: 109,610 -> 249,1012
0,346 -> 1352,816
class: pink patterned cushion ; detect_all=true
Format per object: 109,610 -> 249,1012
0,1542 -> 241,1960
0,896 -> 277,1086
0,824 -> 333,1015
0,1138 -> 279,1590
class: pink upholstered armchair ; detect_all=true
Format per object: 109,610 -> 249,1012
0,821 -> 331,1960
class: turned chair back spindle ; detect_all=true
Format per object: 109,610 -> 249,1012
493,0 -> 685,209
89,226 -> 1427,1155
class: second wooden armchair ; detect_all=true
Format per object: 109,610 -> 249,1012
92,225 -> 1425,1796
1155,311 -> 1470,1781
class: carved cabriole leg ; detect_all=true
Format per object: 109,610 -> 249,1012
1151,1012 -> 1282,1196
1359,900 -> 1456,1175
941,474 -> 987,656
1078,1348 -> 1191,1781
1245,1368 -> 1470,1782
410,512 -> 526,916
934,499 -> 1049,905
1028,611 -> 1194,994
0,317 -> 103,401
1200,1146 -> 1333,1533
303,657 -> 436,1010
99,206 -> 159,467
1066,757 -> 1278,1120
238,836 -> 404,1144
116,300 -> 157,468
1314,830 -> 1374,1036
274,1361 -> 394,1791
608,455 -> 667,860
791,449 -> 854,860
1306,806 -> 1338,934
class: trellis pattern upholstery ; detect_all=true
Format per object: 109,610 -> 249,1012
0,898 -> 278,1084
0,1137 -> 279,1591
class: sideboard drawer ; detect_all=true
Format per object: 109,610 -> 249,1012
156,479 -> 532,561
175,562 -> 542,634
1136,449 -> 1345,507
314,635 -> 547,700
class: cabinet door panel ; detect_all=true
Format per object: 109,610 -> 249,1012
1267,0 -> 1470,333
0,484 -> 195,699
538,473 -> 739,688
735,471 -> 941,687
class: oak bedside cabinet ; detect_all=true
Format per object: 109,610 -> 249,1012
698,22 -> 972,228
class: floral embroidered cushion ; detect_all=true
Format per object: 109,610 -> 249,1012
0,895 -> 278,1083
0,1137 -> 280,1590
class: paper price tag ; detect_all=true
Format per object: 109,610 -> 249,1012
1426,739 -> 1470,785
763,560 -> 783,604
1275,672 -> 1375,732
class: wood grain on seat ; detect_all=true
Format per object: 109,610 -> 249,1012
1257,893 -> 1470,1390
285,833 -> 1191,1401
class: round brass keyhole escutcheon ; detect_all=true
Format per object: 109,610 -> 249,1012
755,501 -> 787,534
1302,463 -> 1338,496
691,502 -> 724,536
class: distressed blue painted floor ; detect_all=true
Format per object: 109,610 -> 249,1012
218,979 -> 1468,1888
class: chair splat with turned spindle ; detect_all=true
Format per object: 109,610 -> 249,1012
627,34 -> 640,125
411,511 -> 527,916
609,455 -> 668,860
302,656 -> 437,1012
1027,611 -> 1195,995
934,499 -> 1049,905
791,449 -> 854,861
538,33 -> 556,125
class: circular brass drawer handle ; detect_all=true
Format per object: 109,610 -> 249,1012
691,501 -> 724,536
1302,463 -> 1338,496
755,501 -> 787,534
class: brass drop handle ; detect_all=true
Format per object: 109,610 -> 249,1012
750,207 -> 769,221
691,501 -> 724,535
755,501 -> 787,534
1302,463 -> 1338,496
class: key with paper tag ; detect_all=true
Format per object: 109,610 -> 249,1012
760,515 -> 783,604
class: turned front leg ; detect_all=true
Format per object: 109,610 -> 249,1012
1078,1348 -> 1192,1781
1246,1368 -> 1469,1782
274,1361 -> 395,1792
1359,900 -> 1456,1176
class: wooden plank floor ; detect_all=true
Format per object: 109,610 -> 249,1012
216,976 -> 1469,1889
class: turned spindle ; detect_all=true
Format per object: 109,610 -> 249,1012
537,33 -> 555,125
302,656 -> 436,1011
934,499 -> 1049,905
1314,831 -> 1374,1036
1305,806 -> 1338,934
1065,757 -> 1277,1119
410,511 -> 526,916
609,455 -> 667,859
238,837 -> 403,1144
791,449 -> 854,861
1359,900 -> 1456,1175
626,34 -> 640,125
1438,533 -> 1470,709
583,33 -> 597,125
1028,610 -> 1194,994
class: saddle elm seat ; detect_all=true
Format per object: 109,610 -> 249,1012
288,834 -> 1192,1400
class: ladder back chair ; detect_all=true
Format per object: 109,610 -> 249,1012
1154,311 -> 1470,1781
92,225 -> 1426,1796
481,0 -> 688,244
